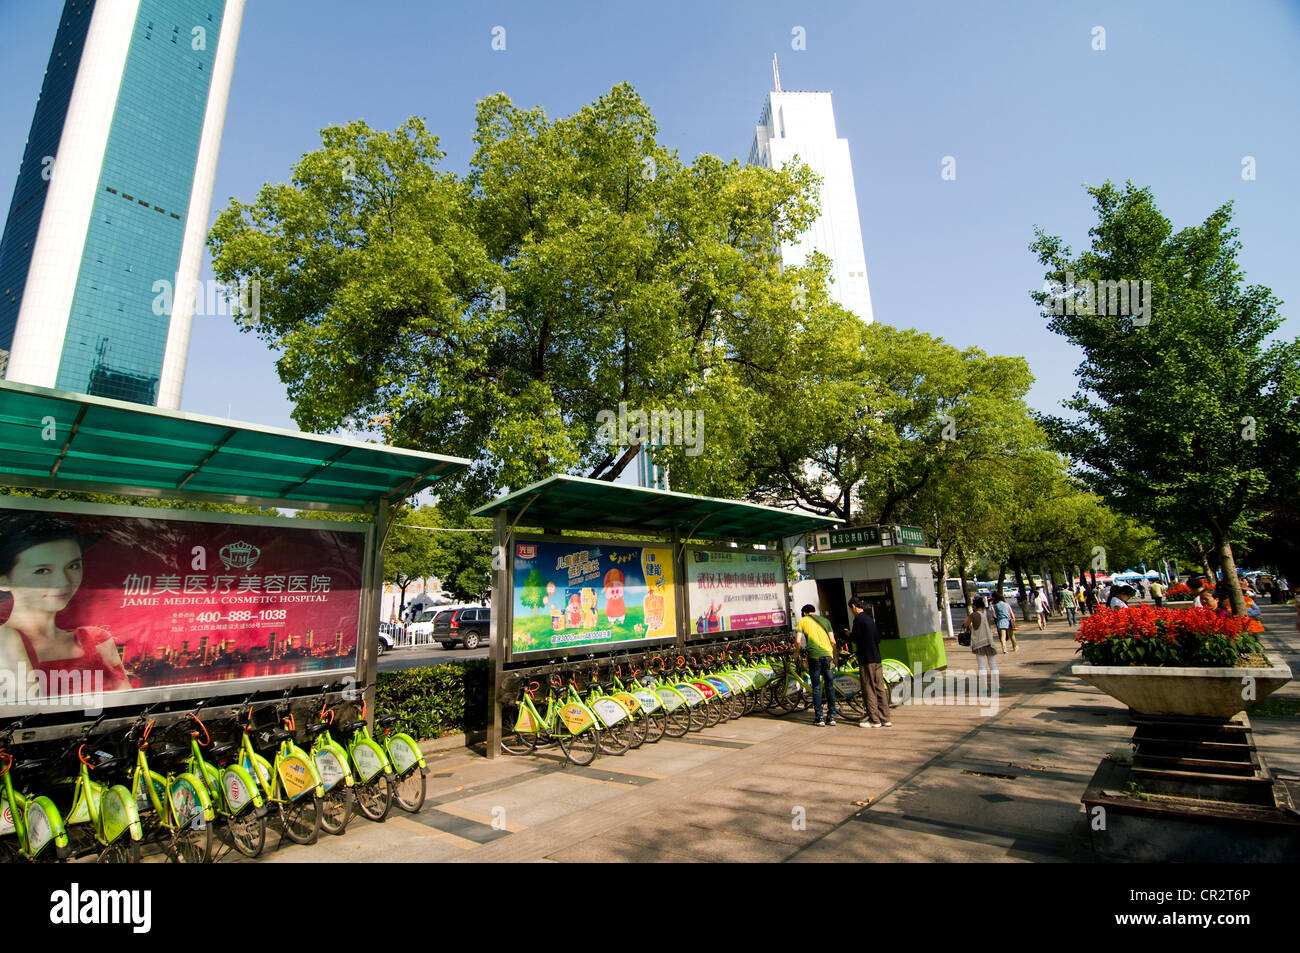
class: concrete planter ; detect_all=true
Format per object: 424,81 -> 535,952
1072,663 -> 1292,717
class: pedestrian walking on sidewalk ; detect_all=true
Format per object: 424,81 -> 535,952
849,597 -> 892,728
1149,580 -> 1165,607
795,604 -> 838,727
962,596 -> 999,696
1034,588 -> 1052,630
1060,586 -> 1077,626
993,592 -> 1018,653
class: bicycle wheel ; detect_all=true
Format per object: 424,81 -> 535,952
280,792 -> 321,845
644,711 -> 667,744
663,703 -> 690,738
598,717 -> 632,755
500,705 -> 539,755
685,701 -> 706,732
702,697 -> 723,728
96,835 -> 140,863
226,809 -> 266,858
557,727 -> 600,766
392,768 -> 426,814
354,775 -> 393,822
319,784 -> 353,835
167,819 -> 212,863
626,713 -> 649,749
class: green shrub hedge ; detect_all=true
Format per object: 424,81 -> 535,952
376,661 -> 489,740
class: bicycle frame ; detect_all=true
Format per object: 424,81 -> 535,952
308,710 -> 355,794
65,745 -> 142,849
238,712 -> 324,805
130,721 -> 214,835
187,715 -> 263,818
0,749 -> 68,860
345,717 -> 395,784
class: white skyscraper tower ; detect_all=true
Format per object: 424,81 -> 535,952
747,57 -> 874,323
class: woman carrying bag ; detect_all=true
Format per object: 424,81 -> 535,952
962,596 -> 998,696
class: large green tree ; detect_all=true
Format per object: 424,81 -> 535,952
664,322 -> 1042,523
209,84 -> 838,505
1031,182 -> 1300,615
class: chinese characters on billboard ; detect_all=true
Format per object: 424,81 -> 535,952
686,549 -> 787,635
0,504 -> 365,705
510,539 -> 676,656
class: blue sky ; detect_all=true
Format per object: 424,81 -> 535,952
2,0 -> 1297,433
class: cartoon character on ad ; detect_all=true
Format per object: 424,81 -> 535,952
602,569 -> 626,624
565,592 -> 583,628
580,588 -> 598,627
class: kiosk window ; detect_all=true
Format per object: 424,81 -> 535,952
850,579 -> 900,639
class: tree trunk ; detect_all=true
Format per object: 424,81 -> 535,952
996,562 -> 1006,598
954,545 -> 972,610
1195,539 -> 1216,584
1214,536 -> 1248,616
936,543 -> 954,640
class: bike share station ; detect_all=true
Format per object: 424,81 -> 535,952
474,475 -> 840,760
0,380 -> 468,860
797,524 -> 948,675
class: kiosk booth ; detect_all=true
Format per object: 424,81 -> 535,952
472,475 -> 839,758
800,524 -> 947,675
0,380 -> 468,738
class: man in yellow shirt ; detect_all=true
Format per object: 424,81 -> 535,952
795,604 -> 838,726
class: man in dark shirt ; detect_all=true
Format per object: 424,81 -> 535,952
849,596 -> 892,728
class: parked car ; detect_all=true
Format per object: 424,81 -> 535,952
374,621 -> 392,657
406,608 -> 446,644
434,606 -> 491,650
376,621 -> 405,656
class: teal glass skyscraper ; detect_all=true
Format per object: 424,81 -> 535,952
0,0 -> 245,407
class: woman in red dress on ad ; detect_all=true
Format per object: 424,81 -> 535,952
0,513 -> 131,697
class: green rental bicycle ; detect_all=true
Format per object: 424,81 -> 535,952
585,675 -> 636,755
501,673 -> 603,765
61,741 -> 143,863
236,704 -> 323,845
0,735 -> 68,862
646,657 -> 696,736
338,699 -> 394,822
305,703 -> 355,836
374,712 -> 427,813
186,711 -> 266,858
127,717 -> 214,863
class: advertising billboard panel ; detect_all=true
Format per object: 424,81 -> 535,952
509,538 -> 676,657
685,548 -> 787,636
0,501 -> 364,711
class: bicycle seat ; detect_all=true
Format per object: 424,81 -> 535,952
264,730 -> 295,745
305,723 -> 329,739
207,742 -> 236,760
377,714 -> 398,728
155,745 -> 190,764
10,758 -> 50,777
337,721 -> 367,736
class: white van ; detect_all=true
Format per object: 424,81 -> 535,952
944,579 -> 978,607
408,605 -> 474,644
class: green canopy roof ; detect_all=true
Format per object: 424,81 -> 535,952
0,381 -> 469,511
473,474 -> 838,542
